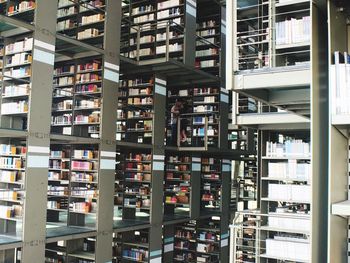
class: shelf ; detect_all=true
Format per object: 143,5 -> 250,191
276,42 -> 310,50
261,197 -> 310,204
261,177 -> 310,183
275,0 -> 310,7
68,251 -> 95,261
260,225 -> 310,235
259,254 -> 309,262
262,156 -> 311,160
332,200 -> 350,216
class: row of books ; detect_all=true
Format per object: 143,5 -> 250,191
5,38 -> 33,54
77,28 -> 102,40
268,184 -> 311,202
268,211 -> 310,232
8,1 -> 36,15
331,52 -> 350,115
57,5 -> 77,18
3,84 -> 30,97
266,140 -> 310,157
0,144 -> 26,156
1,101 -> 28,114
4,66 -> 31,78
6,52 -> 32,67
71,160 -> 95,170
276,16 -> 311,46
0,204 -> 22,219
81,14 -> 104,25
196,48 -> 219,57
0,170 -> 23,183
268,161 -> 311,181
70,201 -> 96,213
122,248 -> 148,262
265,236 -> 309,261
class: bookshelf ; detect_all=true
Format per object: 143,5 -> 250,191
259,131 -> 311,262
47,145 -> 70,224
0,143 -> 26,235
196,0 -> 222,76
69,146 -> 99,228
169,217 -> 222,263
200,157 -> 222,212
117,75 -> 154,144
121,0 -> 187,62
51,56 -> 103,138
0,34 -> 33,130
2,0 -> 36,23
164,154 -> 191,218
57,0 -> 106,48
67,237 -> 96,263
116,150 -> 152,222
327,1 -> 350,261
234,0 -> 310,71
166,86 -> 221,148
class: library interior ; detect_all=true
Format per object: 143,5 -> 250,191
0,0 -> 347,262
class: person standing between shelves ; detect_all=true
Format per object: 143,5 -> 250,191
171,100 -> 182,146
180,100 -> 190,145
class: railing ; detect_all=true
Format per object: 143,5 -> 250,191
230,210 -> 311,263
174,113 -> 219,150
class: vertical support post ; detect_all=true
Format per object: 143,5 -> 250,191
311,2 -> 329,262
327,2 -> 348,261
149,75 -> 167,262
219,88 -> 229,150
21,1 -> 57,262
166,22 -> 170,61
220,5 -> 226,81
190,156 -> 201,219
95,0 -> 121,262
184,0 -> 197,66
162,225 -> 175,263
231,91 -> 238,126
220,159 -> 231,263
268,0 -> 275,67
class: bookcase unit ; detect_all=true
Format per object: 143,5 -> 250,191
57,0 -> 106,48
116,150 -> 152,223
0,34 -> 33,130
1,0 -> 36,23
166,217 -> 222,263
166,86 -> 221,148
228,1 -> 328,261
47,144 -> 100,229
121,0 -> 188,62
200,157 -> 222,212
164,153 -> 191,218
117,74 -> 154,144
0,142 -> 26,235
196,0 -> 223,76
327,1 -> 350,261
259,131 -> 311,262
52,56 -> 103,138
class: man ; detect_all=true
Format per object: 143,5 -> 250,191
171,100 -> 182,146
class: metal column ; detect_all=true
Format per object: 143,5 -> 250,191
220,159 -> 231,263
149,75 -> 167,263
21,1 -> 57,262
184,0 -> 197,66
162,225 -> 175,263
95,0 -> 122,262
311,1 -> 329,262
190,156 -> 201,219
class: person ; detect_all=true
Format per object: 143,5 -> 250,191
180,100 -> 190,144
170,100 -> 182,146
